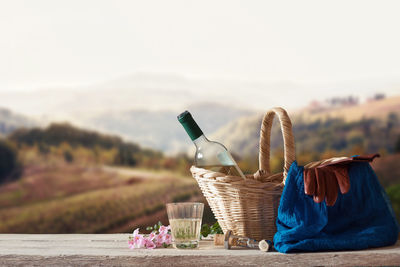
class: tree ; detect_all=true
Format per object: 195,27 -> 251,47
114,145 -> 137,166
386,113 -> 399,136
395,135 -> 400,153
63,150 -> 74,163
0,140 -> 20,184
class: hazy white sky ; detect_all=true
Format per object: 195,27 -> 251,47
1,0 -> 400,91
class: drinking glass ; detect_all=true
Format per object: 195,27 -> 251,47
166,202 -> 204,249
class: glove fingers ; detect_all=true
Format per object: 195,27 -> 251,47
334,166 -> 350,194
319,157 -> 352,168
304,168 -> 316,195
314,168 -> 326,203
325,171 -> 339,206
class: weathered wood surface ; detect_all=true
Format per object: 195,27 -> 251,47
0,234 -> 399,266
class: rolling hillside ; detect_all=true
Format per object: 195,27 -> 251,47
81,102 -> 254,153
212,96 -> 400,158
298,95 -> 400,122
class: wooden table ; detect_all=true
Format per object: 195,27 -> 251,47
0,234 -> 399,266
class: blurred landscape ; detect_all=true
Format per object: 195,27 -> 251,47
1,1 -> 400,234
0,86 -> 400,233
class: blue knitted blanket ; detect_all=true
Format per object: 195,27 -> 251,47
274,161 -> 399,253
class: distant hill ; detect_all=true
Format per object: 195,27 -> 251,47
81,102 -> 254,154
211,113 -> 262,156
8,123 -> 162,167
297,95 -> 400,122
1,72 -> 399,154
2,72 -> 398,120
0,102 -> 254,154
0,73 -> 263,116
0,108 -> 36,136
211,96 -> 400,158
9,123 -> 132,150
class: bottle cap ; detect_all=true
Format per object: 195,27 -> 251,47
177,111 -> 203,141
177,111 -> 192,123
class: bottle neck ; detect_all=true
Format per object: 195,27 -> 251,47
193,134 -> 208,148
178,111 -> 204,141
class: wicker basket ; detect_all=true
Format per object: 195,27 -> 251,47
190,107 -> 296,241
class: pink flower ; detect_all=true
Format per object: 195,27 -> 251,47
148,232 -> 156,241
133,228 -> 141,237
156,233 -> 165,242
164,234 -> 172,245
154,234 -> 165,247
159,225 -> 170,235
129,226 -> 172,249
132,228 -> 145,248
144,238 -> 156,249
128,240 -> 135,249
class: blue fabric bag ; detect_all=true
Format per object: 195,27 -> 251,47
274,160 -> 399,253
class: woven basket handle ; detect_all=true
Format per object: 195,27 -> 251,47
258,107 -> 295,182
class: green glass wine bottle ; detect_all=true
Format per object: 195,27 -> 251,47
178,111 -> 245,179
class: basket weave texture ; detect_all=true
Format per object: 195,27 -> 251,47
190,107 -> 296,241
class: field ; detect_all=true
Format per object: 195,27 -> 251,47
0,162 -> 209,233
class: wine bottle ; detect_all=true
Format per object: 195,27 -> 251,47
177,111 -> 245,179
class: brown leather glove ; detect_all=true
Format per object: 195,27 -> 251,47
304,154 -> 379,206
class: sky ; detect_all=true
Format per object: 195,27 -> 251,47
1,0 -> 400,94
